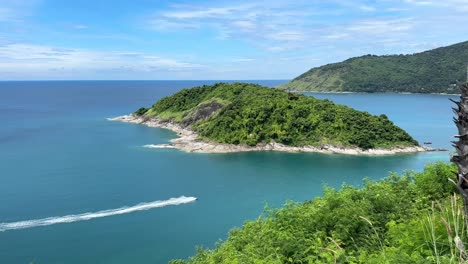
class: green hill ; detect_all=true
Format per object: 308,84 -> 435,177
278,41 -> 468,93
170,162 -> 459,264
135,82 -> 418,149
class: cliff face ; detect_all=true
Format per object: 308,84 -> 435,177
279,41 -> 468,94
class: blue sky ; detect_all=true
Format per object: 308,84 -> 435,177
0,0 -> 467,80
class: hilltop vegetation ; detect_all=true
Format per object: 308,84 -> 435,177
171,162 -> 464,264
279,41 -> 468,93
135,83 -> 418,149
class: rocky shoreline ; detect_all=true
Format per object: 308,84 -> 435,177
108,114 -> 445,155
285,90 -> 458,96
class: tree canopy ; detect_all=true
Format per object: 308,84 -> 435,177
136,83 -> 418,150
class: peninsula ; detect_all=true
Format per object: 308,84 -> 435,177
111,82 -> 433,155
278,40 -> 468,94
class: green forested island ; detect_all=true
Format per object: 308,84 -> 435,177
278,40 -> 468,93
134,83 -> 418,150
171,162 -> 461,263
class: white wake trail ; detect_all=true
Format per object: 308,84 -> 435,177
0,196 -> 197,232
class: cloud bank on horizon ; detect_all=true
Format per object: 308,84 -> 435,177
0,0 -> 467,80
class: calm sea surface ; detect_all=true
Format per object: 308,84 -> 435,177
0,81 -> 456,263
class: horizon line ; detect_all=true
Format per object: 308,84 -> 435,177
0,79 -> 290,82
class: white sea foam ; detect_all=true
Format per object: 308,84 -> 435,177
143,144 -> 177,149
0,196 -> 196,232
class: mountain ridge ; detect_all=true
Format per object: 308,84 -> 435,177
278,40 -> 468,93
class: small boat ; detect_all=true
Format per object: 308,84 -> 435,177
423,142 -> 432,145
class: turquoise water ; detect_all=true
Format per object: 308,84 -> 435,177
0,81 -> 456,263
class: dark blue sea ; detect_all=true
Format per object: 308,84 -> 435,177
0,81 -> 455,263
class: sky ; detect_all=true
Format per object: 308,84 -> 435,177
0,0 -> 467,80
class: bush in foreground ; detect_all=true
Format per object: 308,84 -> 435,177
171,162 -> 465,264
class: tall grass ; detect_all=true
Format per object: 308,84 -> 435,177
424,194 -> 468,263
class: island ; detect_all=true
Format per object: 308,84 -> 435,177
110,82 -> 435,155
278,40 -> 468,94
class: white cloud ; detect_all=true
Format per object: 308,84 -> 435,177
230,20 -> 256,31
148,19 -> 199,31
385,7 -> 409,12
141,55 -> 204,70
162,6 -> 245,19
359,5 -> 376,12
267,31 -> 305,41
232,58 -> 255,62
2,0 -> 468,79
325,33 -> 349,39
404,0 -> 434,5
72,24 -> 89,29
348,18 -> 414,34
144,0 -> 463,57
146,2 -> 313,51
404,0 -> 468,10
266,46 -> 291,52
0,43 -> 205,79
144,0 -> 450,57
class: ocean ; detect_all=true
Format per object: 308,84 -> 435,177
0,81 -> 456,263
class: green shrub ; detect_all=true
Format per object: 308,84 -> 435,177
171,163 -> 460,264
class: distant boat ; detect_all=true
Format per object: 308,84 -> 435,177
423,142 -> 432,145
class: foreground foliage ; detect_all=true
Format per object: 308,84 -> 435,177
135,83 -> 418,149
170,162 -> 467,264
279,40 -> 467,93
